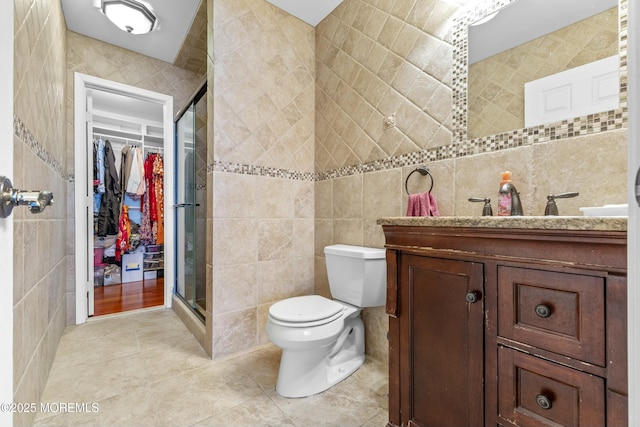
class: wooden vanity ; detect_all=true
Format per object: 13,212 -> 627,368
380,217 -> 627,427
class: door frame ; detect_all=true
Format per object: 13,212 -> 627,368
628,0 -> 640,423
0,0 -> 13,424
73,72 -> 174,324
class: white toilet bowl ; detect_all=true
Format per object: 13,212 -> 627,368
266,245 -> 386,398
266,295 -> 366,398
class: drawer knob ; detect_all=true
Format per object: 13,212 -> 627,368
535,304 -> 552,318
466,291 -> 481,303
536,394 -> 553,410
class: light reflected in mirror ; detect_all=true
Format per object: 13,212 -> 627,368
453,0 -> 626,145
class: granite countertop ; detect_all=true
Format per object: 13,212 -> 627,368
377,216 -> 627,232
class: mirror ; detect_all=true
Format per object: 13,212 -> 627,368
452,0 -> 627,145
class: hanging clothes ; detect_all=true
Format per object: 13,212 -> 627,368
153,154 -> 165,245
115,205 -> 131,262
139,185 -> 153,245
93,138 -> 105,214
97,140 -> 121,236
120,145 -> 133,201
135,147 -> 146,196
126,147 -> 143,195
139,152 -> 163,246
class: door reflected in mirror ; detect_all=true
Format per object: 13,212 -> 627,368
453,0 -> 625,145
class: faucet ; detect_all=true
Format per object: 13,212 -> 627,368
544,192 -> 579,215
468,197 -> 493,216
499,182 -> 523,216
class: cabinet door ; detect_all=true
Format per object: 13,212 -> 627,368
399,255 -> 484,427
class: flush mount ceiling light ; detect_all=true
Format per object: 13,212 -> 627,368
101,0 -> 157,35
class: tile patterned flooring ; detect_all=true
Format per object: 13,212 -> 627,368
33,308 -> 389,427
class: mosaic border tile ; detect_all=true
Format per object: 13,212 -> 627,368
214,0 -> 629,183
212,160 -> 316,181
211,142 -> 460,182
14,115 -> 66,179
452,0 -> 628,151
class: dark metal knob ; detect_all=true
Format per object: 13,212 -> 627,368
466,291 -> 481,303
536,394 -> 552,410
535,304 -> 552,318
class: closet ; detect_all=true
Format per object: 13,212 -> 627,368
88,88 -> 166,316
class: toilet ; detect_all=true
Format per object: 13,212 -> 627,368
266,244 -> 386,398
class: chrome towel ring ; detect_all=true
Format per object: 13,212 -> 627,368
405,166 -> 434,195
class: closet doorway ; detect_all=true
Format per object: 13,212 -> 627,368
74,73 -> 175,324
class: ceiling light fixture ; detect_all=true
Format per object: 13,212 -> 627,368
101,0 -> 157,35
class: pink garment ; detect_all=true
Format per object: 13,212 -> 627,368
406,191 -> 440,217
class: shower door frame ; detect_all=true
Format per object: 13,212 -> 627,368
174,81 -> 207,321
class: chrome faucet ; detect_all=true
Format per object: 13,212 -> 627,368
499,182 -> 523,216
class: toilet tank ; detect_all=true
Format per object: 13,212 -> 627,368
324,244 -> 386,308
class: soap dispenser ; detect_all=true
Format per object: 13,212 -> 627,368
497,171 -> 512,216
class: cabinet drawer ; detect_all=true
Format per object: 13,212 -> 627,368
498,347 -> 605,426
498,266 -> 605,366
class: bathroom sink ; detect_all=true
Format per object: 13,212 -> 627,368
579,204 -> 628,217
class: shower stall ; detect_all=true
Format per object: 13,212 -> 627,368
175,82 -> 207,320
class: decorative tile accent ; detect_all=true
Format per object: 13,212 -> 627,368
212,160 -> 315,181
206,0 -> 629,187
212,141 -> 459,182
14,115 -> 66,179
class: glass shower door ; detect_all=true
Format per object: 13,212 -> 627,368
175,104 -> 198,316
175,83 -> 207,320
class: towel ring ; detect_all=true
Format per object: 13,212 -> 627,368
405,166 -> 434,195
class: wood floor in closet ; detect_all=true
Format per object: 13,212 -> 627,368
94,278 -> 164,317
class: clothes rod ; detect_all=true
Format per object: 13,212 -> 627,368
93,133 -> 142,145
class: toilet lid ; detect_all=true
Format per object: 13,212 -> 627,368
269,295 -> 343,323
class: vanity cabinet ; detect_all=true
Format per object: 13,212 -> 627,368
382,221 -> 627,427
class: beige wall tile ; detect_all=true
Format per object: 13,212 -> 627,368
258,219 -> 293,261
213,264 -> 258,314
363,169 -> 403,218
532,130 -> 628,215
213,219 -> 258,265
213,172 -> 258,218
333,174 -> 363,218
454,148 -> 534,216
212,309 -> 257,358
13,0 -> 68,420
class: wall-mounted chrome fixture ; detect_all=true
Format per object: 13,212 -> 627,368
0,176 -> 54,218
101,0 -> 157,35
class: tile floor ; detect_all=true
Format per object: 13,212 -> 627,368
33,308 -> 389,427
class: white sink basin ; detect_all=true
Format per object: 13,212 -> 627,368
579,204 -> 628,217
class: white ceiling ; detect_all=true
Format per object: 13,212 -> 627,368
468,0 -> 618,64
61,0 -> 202,63
265,0 -> 344,26
62,0 -> 342,64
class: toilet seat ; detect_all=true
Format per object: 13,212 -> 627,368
269,295 -> 344,327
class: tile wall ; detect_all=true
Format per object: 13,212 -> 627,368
210,0 -> 316,358
313,0 -> 628,364
13,2 -> 631,415
13,0 -> 67,426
